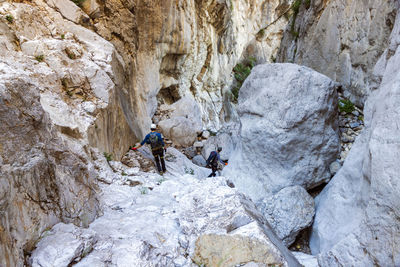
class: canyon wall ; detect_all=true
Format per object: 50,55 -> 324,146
278,0 -> 398,106
0,0 -> 294,265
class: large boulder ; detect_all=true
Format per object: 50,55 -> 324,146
223,63 -> 339,202
310,11 -> 400,266
158,97 -> 203,147
258,186 -> 315,246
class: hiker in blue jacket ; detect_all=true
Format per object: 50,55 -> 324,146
132,124 -> 167,174
206,147 -> 226,177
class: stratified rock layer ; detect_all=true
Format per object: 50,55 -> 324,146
223,63 -> 339,202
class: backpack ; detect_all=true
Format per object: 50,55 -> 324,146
207,151 -> 218,166
149,132 -> 163,150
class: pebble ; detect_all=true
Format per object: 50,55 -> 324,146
349,122 -> 361,128
337,101 -> 364,162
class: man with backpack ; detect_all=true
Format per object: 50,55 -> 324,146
206,147 -> 226,177
132,124 -> 167,175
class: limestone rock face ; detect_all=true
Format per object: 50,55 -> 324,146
278,0 -> 398,106
29,153 -> 301,267
309,9 -> 400,266
158,97 -> 203,147
0,1 -> 136,265
0,61 -> 99,267
90,0 -> 295,133
258,186 -> 315,247
223,63 -> 339,202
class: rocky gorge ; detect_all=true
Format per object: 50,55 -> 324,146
1,0 -> 399,266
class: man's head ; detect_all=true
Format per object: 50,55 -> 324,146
217,147 -> 222,152
150,123 -> 157,131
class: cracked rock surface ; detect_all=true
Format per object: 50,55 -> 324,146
30,148 -> 301,267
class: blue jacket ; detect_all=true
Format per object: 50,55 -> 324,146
141,131 -> 165,146
206,151 -> 223,165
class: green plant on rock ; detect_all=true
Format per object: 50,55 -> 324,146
103,152 -> 112,162
139,186 -> 148,195
157,177 -> 167,185
184,167 -> 195,175
231,57 -> 256,103
35,54 -> 45,62
5,14 -> 13,23
71,0 -> 85,7
61,34 -> 65,40
121,171 -> 127,176
291,0 -> 302,37
339,99 -> 355,114
257,28 -> 265,38
67,52 -> 76,59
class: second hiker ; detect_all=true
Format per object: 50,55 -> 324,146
206,147 -> 226,177
132,124 -> 167,175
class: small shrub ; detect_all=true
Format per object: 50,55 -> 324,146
184,167 -> 195,175
5,14 -> 13,23
231,57 -> 257,103
71,0 -> 85,7
291,0 -> 302,37
304,0 -> 311,8
66,90 -> 73,97
61,34 -> 65,40
292,0 -> 302,13
67,52 -> 76,59
103,152 -> 112,162
257,28 -> 265,38
338,99 -> 355,114
121,171 -> 127,176
206,129 -> 217,137
358,115 -> 364,122
35,55 -> 44,62
157,177 -> 167,185
139,186 -> 148,195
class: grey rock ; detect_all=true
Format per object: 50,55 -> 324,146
351,110 -> 359,117
292,252 -> 318,267
329,161 -> 341,176
201,130 -> 210,139
0,60 -> 99,267
341,134 -> 354,143
192,154 -> 207,167
278,0 -> 398,106
349,122 -> 361,128
158,97 -> 203,147
310,10 -> 400,265
258,186 -> 315,246
30,224 -> 96,267
223,63 -> 339,202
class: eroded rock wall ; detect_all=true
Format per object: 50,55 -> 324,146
89,0 -> 295,134
310,7 -> 400,265
0,1 -> 129,265
277,0 -> 398,106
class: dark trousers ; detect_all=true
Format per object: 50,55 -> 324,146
152,149 -> 166,173
208,164 -> 218,177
